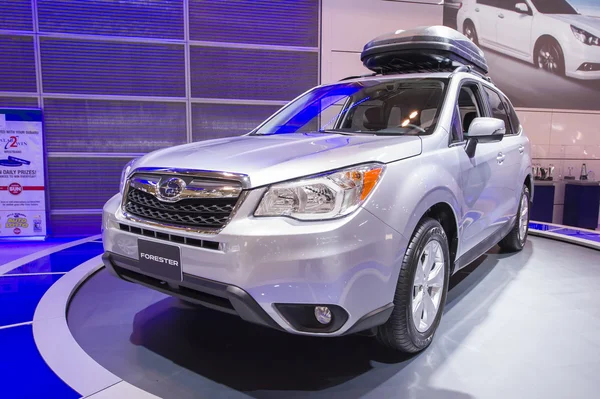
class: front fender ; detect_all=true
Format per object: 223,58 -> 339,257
363,156 -> 462,257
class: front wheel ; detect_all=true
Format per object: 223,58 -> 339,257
376,217 -> 450,353
535,38 -> 565,76
499,185 -> 530,252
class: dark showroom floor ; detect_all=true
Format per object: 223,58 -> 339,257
65,236 -> 600,399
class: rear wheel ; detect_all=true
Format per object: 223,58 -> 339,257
463,20 -> 479,46
499,185 -> 530,252
376,218 -> 450,353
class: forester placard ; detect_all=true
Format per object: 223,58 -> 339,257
0,109 -> 47,238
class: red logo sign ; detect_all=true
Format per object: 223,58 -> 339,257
14,227 -> 21,235
8,182 -> 22,195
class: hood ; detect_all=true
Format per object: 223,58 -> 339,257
133,133 -> 421,187
551,14 -> 600,33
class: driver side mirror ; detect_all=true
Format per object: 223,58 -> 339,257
515,2 -> 530,14
465,117 -> 505,157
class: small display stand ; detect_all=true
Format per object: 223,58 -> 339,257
531,181 -> 555,223
563,181 -> 600,230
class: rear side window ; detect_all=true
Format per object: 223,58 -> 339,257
503,95 -> 521,134
483,87 -> 513,135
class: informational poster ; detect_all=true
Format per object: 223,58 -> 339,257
0,109 -> 47,238
443,0 -> 600,110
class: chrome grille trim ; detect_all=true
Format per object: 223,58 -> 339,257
120,168 -> 249,234
129,174 -> 243,201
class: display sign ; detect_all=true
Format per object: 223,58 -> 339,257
0,109 -> 47,238
443,0 -> 600,110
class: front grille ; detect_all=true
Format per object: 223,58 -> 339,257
124,187 -> 238,229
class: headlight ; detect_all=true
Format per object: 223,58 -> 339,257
571,25 -> 600,46
119,158 -> 138,194
255,163 -> 385,220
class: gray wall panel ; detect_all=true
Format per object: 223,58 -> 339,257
0,0 -> 33,31
37,0 -> 184,39
47,157 -> 132,210
0,36 -> 37,92
40,38 -> 186,97
192,103 -> 279,141
50,214 -> 103,236
44,99 -> 187,153
189,0 -> 318,47
190,47 -> 318,101
0,97 -> 38,108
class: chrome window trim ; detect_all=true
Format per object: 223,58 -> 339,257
120,167 -> 250,234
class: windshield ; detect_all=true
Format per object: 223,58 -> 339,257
252,78 -> 448,136
530,0 -> 578,14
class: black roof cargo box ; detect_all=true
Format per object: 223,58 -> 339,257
361,26 -> 488,75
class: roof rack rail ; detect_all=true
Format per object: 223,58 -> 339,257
450,65 -> 494,84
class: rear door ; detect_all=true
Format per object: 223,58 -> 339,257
482,86 -> 521,227
475,0 -> 501,45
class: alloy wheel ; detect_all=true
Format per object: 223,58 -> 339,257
518,193 -> 529,242
411,239 -> 445,332
464,25 -> 476,43
537,43 -> 560,74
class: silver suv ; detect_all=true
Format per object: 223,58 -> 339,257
102,27 -> 532,353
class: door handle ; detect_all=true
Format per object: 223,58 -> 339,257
518,145 -> 525,154
497,152 -> 506,164
475,7 -> 480,12
498,13 -> 505,18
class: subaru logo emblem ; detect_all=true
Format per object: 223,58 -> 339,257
158,177 -> 186,201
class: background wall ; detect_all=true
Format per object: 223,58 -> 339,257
1,0 -> 598,235
0,0 -> 319,236
321,0 -> 443,84
520,107 -> 600,224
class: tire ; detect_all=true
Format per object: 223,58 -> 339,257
499,185 -> 530,252
535,38 -> 565,77
376,217 -> 450,353
463,20 -> 479,46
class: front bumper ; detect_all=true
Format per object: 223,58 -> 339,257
565,39 -> 600,80
102,191 -> 406,336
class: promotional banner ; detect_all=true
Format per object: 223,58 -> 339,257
444,0 -> 600,110
0,109 -> 47,238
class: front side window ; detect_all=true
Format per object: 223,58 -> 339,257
483,87 -> 513,135
458,83 -> 484,136
252,78 -> 448,136
529,0 -> 578,14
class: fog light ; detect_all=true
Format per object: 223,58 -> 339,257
314,306 -> 332,325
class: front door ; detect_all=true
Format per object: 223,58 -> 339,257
495,0 -> 534,57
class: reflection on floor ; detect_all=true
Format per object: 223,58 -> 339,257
1,223 -> 599,399
0,237 -> 86,265
530,222 -> 600,244
67,237 -> 600,399
0,237 -> 103,399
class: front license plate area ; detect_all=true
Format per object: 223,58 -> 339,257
138,239 -> 182,281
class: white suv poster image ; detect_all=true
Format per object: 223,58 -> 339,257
450,0 -> 600,109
